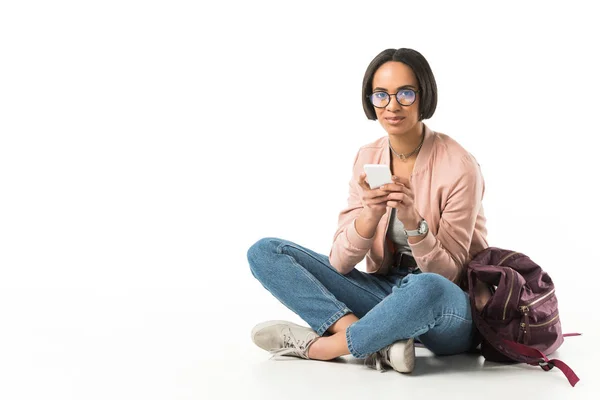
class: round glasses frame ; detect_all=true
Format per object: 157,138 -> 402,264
367,89 -> 420,108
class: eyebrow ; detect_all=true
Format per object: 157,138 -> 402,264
373,85 -> 417,92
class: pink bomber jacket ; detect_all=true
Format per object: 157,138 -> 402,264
329,124 -> 489,285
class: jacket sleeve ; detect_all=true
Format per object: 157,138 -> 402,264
328,150 -> 376,274
409,154 -> 485,283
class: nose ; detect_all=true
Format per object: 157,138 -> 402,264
386,94 -> 402,111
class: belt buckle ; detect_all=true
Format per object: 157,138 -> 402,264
395,252 -> 418,273
394,252 -> 408,269
398,252 -> 413,267
398,252 -> 407,267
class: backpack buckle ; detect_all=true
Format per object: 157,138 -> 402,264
538,360 -> 555,371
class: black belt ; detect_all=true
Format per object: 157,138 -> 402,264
392,252 -> 421,275
394,252 -> 417,268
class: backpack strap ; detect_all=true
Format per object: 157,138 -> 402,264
563,333 -> 582,337
501,340 -> 580,387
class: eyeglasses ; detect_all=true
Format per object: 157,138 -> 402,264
367,89 -> 420,108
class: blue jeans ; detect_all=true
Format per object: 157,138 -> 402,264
247,237 -> 475,359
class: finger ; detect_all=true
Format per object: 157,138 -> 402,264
358,173 -> 371,190
390,198 -> 414,209
363,185 -> 390,198
366,201 -> 389,209
386,186 -> 414,202
392,175 -> 411,188
372,188 -> 391,197
389,193 -> 414,206
386,192 -> 406,202
366,193 -> 390,205
380,183 -> 405,192
388,189 -> 412,200
359,174 -> 385,192
391,179 -> 413,195
387,197 -> 415,208
387,194 -> 414,208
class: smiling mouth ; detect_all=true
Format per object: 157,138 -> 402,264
385,117 -> 404,123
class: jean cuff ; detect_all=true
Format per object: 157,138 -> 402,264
345,322 -> 366,359
316,308 -> 351,336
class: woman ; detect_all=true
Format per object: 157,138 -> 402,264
247,48 -> 490,373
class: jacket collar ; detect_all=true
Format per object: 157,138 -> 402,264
414,123 -> 435,176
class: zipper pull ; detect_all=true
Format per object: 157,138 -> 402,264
519,306 -> 530,345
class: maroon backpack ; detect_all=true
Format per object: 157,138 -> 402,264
466,247 -> 580,386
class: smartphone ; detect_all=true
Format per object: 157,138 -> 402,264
363,164 -> 393,189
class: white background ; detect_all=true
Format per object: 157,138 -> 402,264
1,0 -> 599,399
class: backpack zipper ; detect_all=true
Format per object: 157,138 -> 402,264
498,251 -> 520,266
517,288 -> 557,344
519,312 -> 560,344
527,313 -> 560,328
503,269 -> 515,320
520,288 -> 556,310
500,251 -> 519,320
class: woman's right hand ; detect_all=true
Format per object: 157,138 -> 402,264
357,172 -> 390,220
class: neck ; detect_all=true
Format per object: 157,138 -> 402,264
389,122 -> 424,157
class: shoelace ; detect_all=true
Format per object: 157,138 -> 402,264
269,327 -> 318,360
364,345 -> 391,372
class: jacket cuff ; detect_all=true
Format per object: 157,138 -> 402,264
408,230 -> 436,258
347,218 -> 375,250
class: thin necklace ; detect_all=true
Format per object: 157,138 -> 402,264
389,129 -> 425,161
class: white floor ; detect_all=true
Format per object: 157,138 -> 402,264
3,2 -> 599,399
0,287 -> 597,400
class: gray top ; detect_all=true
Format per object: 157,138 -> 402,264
386,208 -> 413,257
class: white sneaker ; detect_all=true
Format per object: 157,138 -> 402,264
251,320 -> 319,359
365,338 -> 415,373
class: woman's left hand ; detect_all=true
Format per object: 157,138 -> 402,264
474,281 -> 493,312
379,176 -> 422,230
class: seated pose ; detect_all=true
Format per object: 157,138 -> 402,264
247,48 -> 490,373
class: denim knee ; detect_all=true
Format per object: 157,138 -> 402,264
401,272 -> 449,290
394,273 -> 453,306
247,237 -> 282,277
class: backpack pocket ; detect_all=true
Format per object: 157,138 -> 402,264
516,287 -> 558,345
518,309 -> 560,346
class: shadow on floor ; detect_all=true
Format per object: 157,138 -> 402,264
328,349 -> 522,377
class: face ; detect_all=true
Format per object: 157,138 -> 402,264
371,61 -> 421,136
